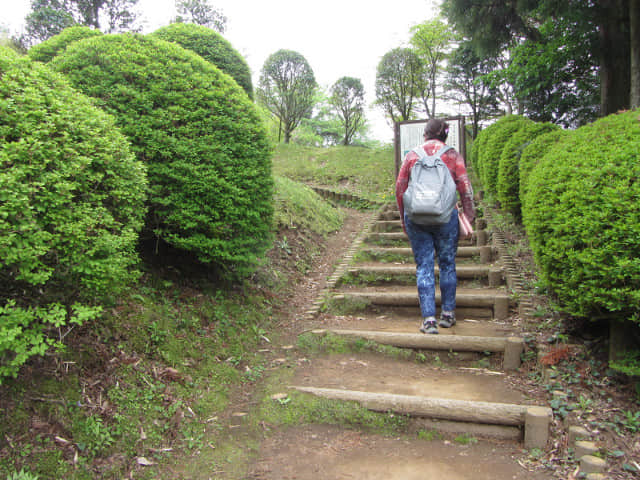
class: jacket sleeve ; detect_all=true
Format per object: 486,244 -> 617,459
395,151 -> 417,235
450,152 -> 476,224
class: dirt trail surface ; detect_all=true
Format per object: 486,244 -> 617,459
239,205 -> 557,480
250,425 -> 549,480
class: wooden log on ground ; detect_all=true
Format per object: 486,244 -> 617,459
336,291 -> 508,308
312,329 -> 511,353
290,386 -> 528,426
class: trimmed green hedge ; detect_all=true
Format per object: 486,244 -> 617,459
0,47 -> 147,379
519,128 -> 569,206
151,23 -> 253,99
27,26 -> 103,64
522,109 -> 640,322
477,115 -> 532,197
496,121 -> 559,218
51,34 -> 273,276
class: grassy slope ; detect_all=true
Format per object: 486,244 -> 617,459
272,144 -> 395,203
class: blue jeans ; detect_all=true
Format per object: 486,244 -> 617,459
405,210 -> 459,318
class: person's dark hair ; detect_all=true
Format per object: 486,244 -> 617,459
424,118 -> 449,142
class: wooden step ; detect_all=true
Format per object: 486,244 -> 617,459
289,386 -> 551,448
331,288 -> 510,320
361,246 -> 495,263
311,329 -> 523,369
346,264 -> 504,287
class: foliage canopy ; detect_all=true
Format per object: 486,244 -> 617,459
0,47 -> 147,378
151,22 -> 252,98
329,77 -> 366,146
27,25 -> 103,63
522,110 -> 640,322
257,49 -> 317,144
51,33 -> 273,276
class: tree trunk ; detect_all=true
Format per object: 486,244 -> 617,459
631,0 -> 640,108
599,0 -> 631,115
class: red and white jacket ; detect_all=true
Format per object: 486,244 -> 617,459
396,139 -> 475,233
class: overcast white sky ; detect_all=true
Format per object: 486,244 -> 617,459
1,0 -> 445,142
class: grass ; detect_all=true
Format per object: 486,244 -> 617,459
272,143 -> 395,203
296,331 -> 428,364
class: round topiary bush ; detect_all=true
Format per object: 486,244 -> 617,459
27,26 -> 103,64
150,22 -> 253,99
519,128 -> 569,208
51,34 -> 273,276
0,47 -> 147,379
496,121 -> 559,218
476,115 -> 532,197
522,109 -> 640,322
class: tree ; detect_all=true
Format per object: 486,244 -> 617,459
175,0 -> 227,33
441,0 -> 636,119
374,47 -> 422,125
329,77 -> 366,146
409,18 -> 456,118
23,0 -> 140,45
444,42 -> 500,138
24,1 -> 76,45
501,16 -> 600,127
257,49 -> 317,144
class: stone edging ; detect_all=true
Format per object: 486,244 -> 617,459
310,186 -> 385,206
482,209 -> 535,320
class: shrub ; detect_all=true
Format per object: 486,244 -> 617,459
27,26 -> 102,64
476,115 -> 531,197
522,109 -> 640,322
519,128 -> 569,209
496,121 -> 559,218
51,34 -> 273,276
150,23 -> 253,99
0,47 -> 147,379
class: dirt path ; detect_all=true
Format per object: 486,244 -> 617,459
239,205 -> 556,480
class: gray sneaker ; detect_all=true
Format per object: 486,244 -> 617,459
420,317 -> 438,334
439,311 -> 456,328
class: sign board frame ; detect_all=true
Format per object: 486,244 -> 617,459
393,116 -> 466,178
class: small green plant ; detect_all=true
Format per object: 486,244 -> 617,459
453,433 -> 478,445
617,410 -> 640,433
74,415 -> 115,457
6,469 -> 39,480
417,429 -> 442,441
529,447 -> 544,460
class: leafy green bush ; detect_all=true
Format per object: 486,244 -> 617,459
476,115 -> 531,196
51,34 -> 273,276
27,26 -> 102,64
496,121 -> 559,217
522,109 -> 640,322
0,47 -> 147,379
519,128 -> 569,207
150,22 -> 253,99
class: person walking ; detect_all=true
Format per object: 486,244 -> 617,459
395,119 -> 476,334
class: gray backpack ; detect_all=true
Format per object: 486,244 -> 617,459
403,145 -> 457,225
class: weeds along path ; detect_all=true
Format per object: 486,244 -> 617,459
245,203 -> 557,480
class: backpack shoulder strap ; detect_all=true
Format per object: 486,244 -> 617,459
435,145 -> 454,158
412,146 -> 427,160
